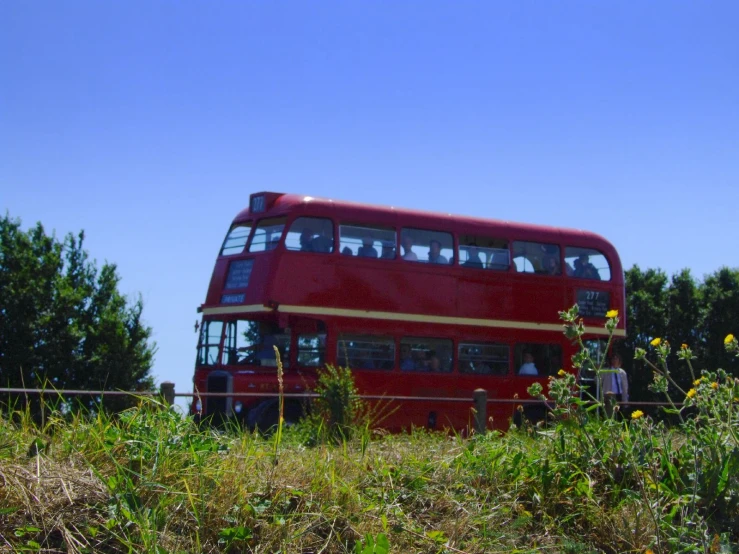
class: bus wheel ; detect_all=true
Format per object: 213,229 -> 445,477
254,400 -> 304,435
513,405 -> 547,428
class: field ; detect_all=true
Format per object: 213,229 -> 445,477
1,387 -> 737,554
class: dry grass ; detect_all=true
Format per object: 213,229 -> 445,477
0,398 -> 734,553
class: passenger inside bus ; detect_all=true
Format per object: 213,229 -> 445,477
255,333 -> 279,366
462,246 -> 484,268
400,343 -> 415,370
311,229 -> 334,253
428,240 -> 448,264
574,254 -> 600,280
544,256 -> 560,275
300,228 -> 315,251
518,352 -> 538,375
401,235 -> 418,261
380,240 -> 395,259
358,236 -> 378,258
427,354 -> 441,372
488,250 -> 510,270
267,235 -> 280,251
341,246 -> 353,256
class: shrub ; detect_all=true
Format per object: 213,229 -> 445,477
302,364 -> 367,445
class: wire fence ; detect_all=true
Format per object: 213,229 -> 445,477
0,382 -> 682,434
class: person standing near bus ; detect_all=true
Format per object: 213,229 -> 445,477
428,239 -> 448,264
601,354 -> 628,404
401,235 -> 418,261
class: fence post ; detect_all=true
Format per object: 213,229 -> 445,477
160,382 -> 175,406
473,389 -> 487,434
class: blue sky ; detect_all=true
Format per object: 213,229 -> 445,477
2,1 -> 738,402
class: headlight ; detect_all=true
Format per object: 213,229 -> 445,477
194,400 -> 202,413
234,401 -> 243,414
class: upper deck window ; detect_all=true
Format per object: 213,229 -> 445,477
512,241 -> 561,275
565,247 -> 611,281
285,217 -> 335,253
248,218 -> 286,253
339,225 -> 396,259
458,234 -> 509,271
221,223 -> 252,256
400,228 -> 453,265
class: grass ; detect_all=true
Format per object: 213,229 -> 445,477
2,319 -> 738,553
1,395 -> 736,553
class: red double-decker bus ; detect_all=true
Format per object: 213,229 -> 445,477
192,192 -> 625,431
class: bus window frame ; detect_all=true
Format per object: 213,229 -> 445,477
248,217 -> 288,253
285,216 -> 336,254
220,222 -> 253,257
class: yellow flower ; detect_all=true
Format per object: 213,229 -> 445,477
681,343 -> 688,350
693,378 -> 703,386
606,309 -> 618,318
650,337 -> 661,347
725,334 -> 735,344
711,382 -> 719,390
631,410 -> 644,420
558,369 -> 566,377
645,550 -> 655,554
686,388 -> 697,399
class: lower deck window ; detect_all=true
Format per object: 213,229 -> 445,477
222,320 -> 290,367
514,343 -> 562,377
298,334 -> 326,367
337,335 -> 395,370
197,320 -> 224,367
399,337 -> 453,372
458,342 -> 510,375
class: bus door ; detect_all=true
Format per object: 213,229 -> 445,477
456,339 -> 513,430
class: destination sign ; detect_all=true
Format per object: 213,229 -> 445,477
224,259 -> 253,290
576,289 -> 610,318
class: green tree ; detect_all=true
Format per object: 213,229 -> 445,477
0,214 -> 156,412
699,267 -> 739,377
664,268 -> 702,387
623,265 -> 669,401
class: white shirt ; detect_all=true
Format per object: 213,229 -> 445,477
518,362 -> 538,376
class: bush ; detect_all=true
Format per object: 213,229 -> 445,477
519,305 -> 739,551
302,364 -> 367,445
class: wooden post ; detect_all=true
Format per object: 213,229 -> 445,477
604,392 -> 616,419
160,382 -> 175,406
473,389 -> 487,434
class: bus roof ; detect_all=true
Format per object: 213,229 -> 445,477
233,192 -> 617,250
